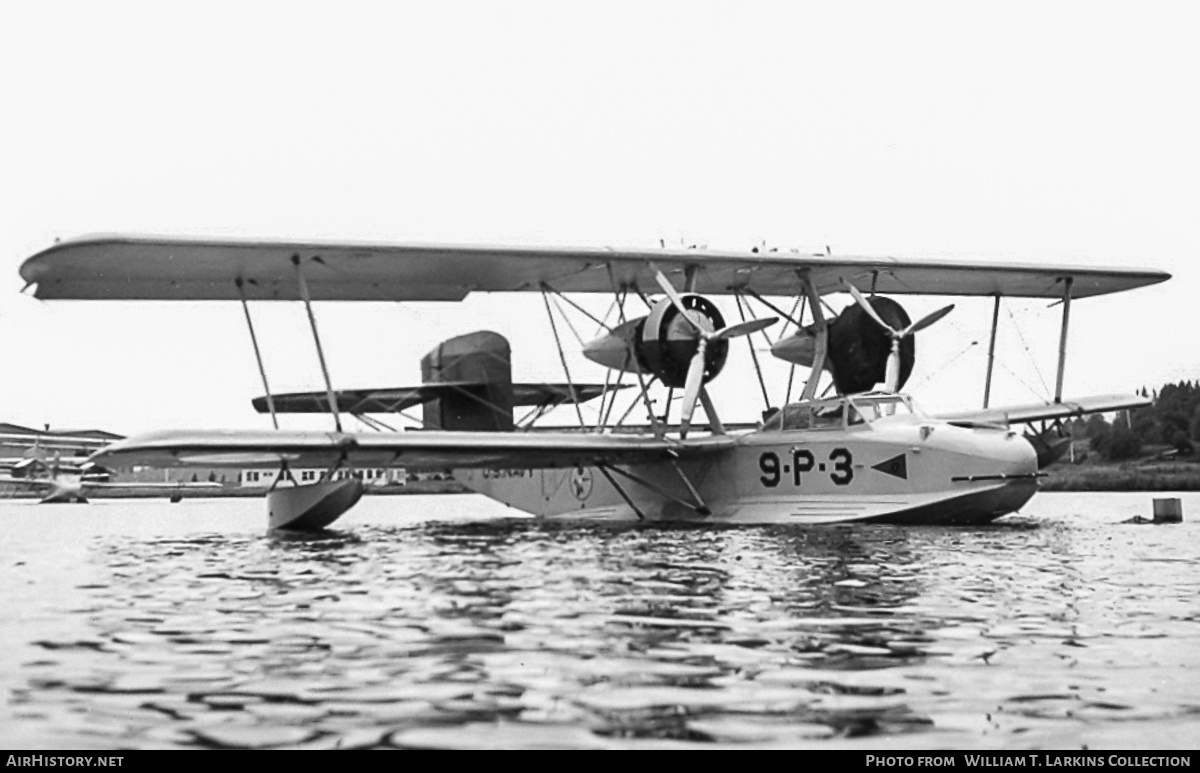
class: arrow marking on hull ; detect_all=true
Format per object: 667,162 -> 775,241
871,454 -> 908,480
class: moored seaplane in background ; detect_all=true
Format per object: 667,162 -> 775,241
0,429 -> 114,503
19,236 -> 1169,529
0,427 -> 221,503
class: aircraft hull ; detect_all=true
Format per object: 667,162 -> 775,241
456,417 -> 1039,526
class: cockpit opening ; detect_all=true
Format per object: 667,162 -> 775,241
759,393 -> 918,432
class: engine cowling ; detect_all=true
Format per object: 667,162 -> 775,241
828,297 -> 914,393
772,296 -> 915,394
582,294 -> 730,388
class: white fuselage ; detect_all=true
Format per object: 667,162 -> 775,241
457,396 -> 1039,526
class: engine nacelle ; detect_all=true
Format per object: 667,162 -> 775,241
772,296 -> 915,394
583,294 -> 730,388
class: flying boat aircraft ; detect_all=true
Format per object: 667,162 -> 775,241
19,235 -> 1169,529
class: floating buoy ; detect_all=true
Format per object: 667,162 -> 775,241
1153,497 -> 1183,523
1120,498 -> 1184,525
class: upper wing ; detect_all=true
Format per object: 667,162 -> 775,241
937,393 -> 1151,427
22,235 -> 1169,301
254,382 -> 621,414
89,429 -> 736,470
0,432 -> 117,452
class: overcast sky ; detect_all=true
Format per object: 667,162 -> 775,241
1,1 -> 1196,435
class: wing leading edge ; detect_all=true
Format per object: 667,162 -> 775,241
938,393 -> 1152,427
88,429 -> 737,470
22,235 -> 1170,301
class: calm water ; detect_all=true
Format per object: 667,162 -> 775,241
1,492 -> 1198,750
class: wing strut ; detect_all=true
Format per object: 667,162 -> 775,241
596,465 -> 645,521
599,357 -> 625,429
598,462 -> 710,517
541,287 -> 587,428
607,264 -> 663,439
983,294 -> 1001,409
733,292 -> 772,413
353,413 -> 398,432
236,278 -> 278,429
669,459 -> 711,515
741,287 -> 807,331
699,388 -> 726,436
596,285 -> 628,430
1053,277 -> 1073,404
293,254 -> 342,433
797,269 -> 828,400
540,282 -> 613,333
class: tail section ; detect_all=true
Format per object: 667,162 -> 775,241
251,330 -> 617,429
420,331 -> 514,431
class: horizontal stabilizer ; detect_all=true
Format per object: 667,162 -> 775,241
937,393 -> 1151,427
253,382 -> 623,415
89,429 -> 735,471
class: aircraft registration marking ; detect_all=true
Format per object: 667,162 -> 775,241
482,469 -> 533,479
758,448 -> 854,488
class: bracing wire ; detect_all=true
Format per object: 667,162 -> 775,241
1005,303 -> 1052,398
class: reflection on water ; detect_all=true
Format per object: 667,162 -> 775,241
2,493 -> 1199,749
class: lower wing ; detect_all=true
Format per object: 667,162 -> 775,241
88,429 -> 737,470
79,481 -> 225,491
936,393 -> 1150,427
0,476 -> 221,492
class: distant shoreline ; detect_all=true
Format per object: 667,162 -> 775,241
1040,461 -> 1200,491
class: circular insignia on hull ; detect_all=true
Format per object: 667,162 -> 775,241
569,467 -> 594,500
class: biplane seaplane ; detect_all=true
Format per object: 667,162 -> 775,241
0,429 -> 114,503
0,428 -> 220,503
19,236 -> 1168,530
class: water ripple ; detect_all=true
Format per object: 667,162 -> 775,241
2,494 -> 1199,748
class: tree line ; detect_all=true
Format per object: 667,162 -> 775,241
1066,381 -> 1200,461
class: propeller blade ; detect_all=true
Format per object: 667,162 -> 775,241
713,316 -> 778,340
654,269 -> 702,334
679,340 -> 708,436
901,304 -> 955,337
885,341 -> 902,392
845,284 -> 897,335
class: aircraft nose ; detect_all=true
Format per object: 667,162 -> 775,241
973,428 -> 1040,480
1013,433 -> 1041,475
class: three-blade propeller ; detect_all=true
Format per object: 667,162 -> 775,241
844,283 -> 954,392
654,271 -> 777,436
